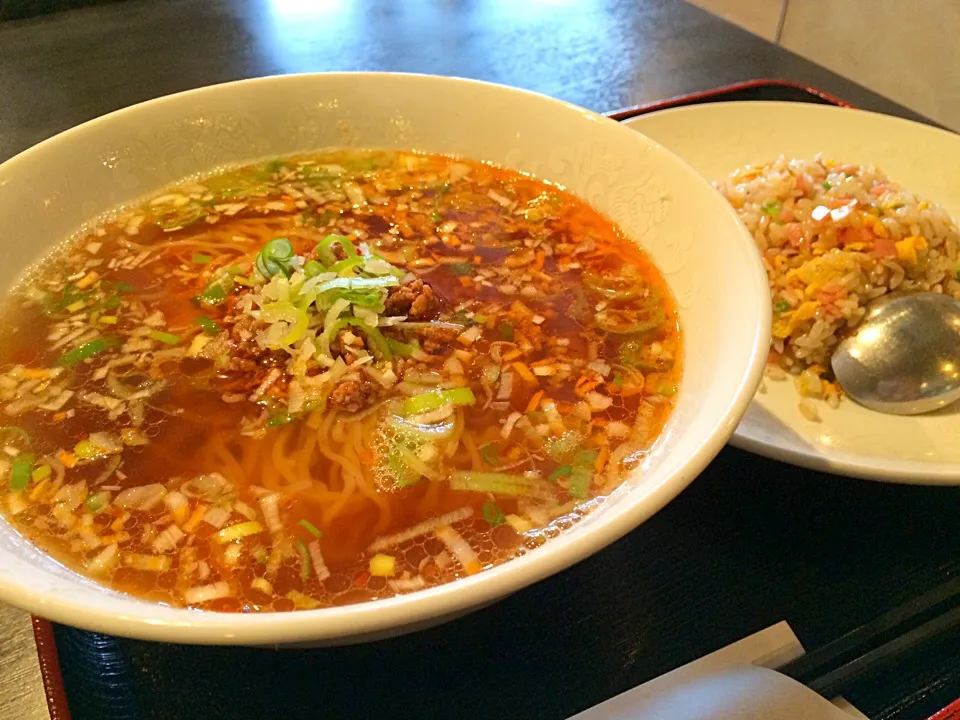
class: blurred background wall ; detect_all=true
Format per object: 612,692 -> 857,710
687,0 -> 959,130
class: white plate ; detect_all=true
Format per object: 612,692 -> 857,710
624,101 -> 960,484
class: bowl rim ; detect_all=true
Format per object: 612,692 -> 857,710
0,71 -> 771,644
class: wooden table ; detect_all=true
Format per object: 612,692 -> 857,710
0,2 -> 956,719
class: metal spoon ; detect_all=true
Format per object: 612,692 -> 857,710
831,292 -> 960,415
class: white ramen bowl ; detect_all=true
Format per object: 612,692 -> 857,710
0,73 -> 769,645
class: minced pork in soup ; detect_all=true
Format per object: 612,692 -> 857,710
0,150 -> 680,612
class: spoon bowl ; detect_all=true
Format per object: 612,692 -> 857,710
831,292 -> 960,415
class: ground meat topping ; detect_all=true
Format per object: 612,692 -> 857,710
328,376 -> 380,413
384,279 -> 437,319
416,326 -> 459,354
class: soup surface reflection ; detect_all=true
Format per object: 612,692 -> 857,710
0,150 -> 680,611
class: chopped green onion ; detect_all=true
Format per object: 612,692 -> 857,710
313,275 -> 398,295
113,282 -> 135,293
59,336 -> 119,368
401,387 -> 476,416
548,465 -> 572,480
256,238 -> 296,279
304,260 -> 326,278
446,263 -> 474,276
596,308 -> 664,335
330,318 -> 392,360
0,426 -> 32,447
31,464 -> 51,483
431,211 -> 442,223
298,519 -> 323,538
387,415 -> 456,442
479,443 -> 500,467
332,256 -> 365,275
612,372 -> 625,388
147,330 -> 182,345
266,412 -> 293,427
260,302 -> 309,347
482,501 -> 505,526
193,316 -> 220,335
297,538 -> 311,580
197,269 -> 234,305
74,439 -> 109,460
192,253 -> 213,264
774,300 -> 790,313
761,200 -> 781,216
10,452 -> 35,491
215,521 -> 263,544
499,323 -> 514,341
103,295 -> 122,310
583,273 -> 645,301
568,450 -> 598,499
386,337 -> 420,357
85,492 -> 108,513
316,234 -> 358,266
449,471 -> 547,497
43,283 -> 93,317
822,181 -> 832,190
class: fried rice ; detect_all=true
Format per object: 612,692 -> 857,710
716,155 -> 960,412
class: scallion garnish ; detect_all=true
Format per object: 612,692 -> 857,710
304,260 -> 326,278
298,519 -> 323,538
499,323 -> 514,341
822,181 -> 832,190
774,300 -> 790,313
332,256 -> 365,275
58,336 -> 119,368
193,316 -> 220,335
386,337 -> 420,358
147,330 -> 182,345
761,200 -> 781,216
449,471 -> 545,496
447,263 -> 474,276
10,452 -> 36,492
0,426 -> 32,447
315,234 -> 358,267
266,412 -> 293,427
192,253 -> 213,264
548,465 -> 572,480
400,387 -> 476,416
479,443 -> 500,467
256,237 -> 296,279
482,501 -> 505,527
113,282 -> 135,293
296,538 -> 311,580
568,450 -> 598,499
197,268 -> 234,305
260,302 -> 309,347
85,492 -> 108,513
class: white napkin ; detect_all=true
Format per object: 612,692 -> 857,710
569,622 -> 868,720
